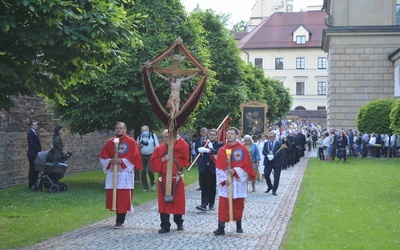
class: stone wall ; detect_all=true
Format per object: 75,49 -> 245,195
0,131 -> 113,189
326,36 -> 398,130
0,96 -> 114,189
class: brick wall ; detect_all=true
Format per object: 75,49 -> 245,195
0,131 -> 113,188
0,96 -> 114,189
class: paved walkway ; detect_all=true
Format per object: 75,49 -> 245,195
27,151 -> 315,250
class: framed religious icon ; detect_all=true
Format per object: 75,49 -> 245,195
240,101 -> 268,136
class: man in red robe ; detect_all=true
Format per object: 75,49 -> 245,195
213,127 -> 256,235
99,122 -> 142,229
150,129 -> 189,233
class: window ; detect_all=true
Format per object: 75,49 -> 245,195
317,82 -> 327,95
397,0 -> 400,25
275,58 -> 283,69
318,57 -> 327,69
296,57 -> 305,69
296,82 -> 305,95
254,58 -> 263,69
296,35 -> 306,44
294,106 -> 306,110
317,106 -> 326,111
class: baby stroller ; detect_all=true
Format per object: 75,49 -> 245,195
32,149 -> 72,193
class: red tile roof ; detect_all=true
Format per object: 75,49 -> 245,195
239,11 -> 327,49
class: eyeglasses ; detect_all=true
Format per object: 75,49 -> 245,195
209,134 -> 217,136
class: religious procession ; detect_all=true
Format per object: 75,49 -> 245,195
97,38 -> 310,236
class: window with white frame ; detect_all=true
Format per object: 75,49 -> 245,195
318,57 -> 327,69
275,58 -> 283,69
317,106 -> 326,111
317,82 -> 327,95
296,35 -> 306,44
296,82 -> 305,95
254,58 -> 263,69
296,57 -> 305,69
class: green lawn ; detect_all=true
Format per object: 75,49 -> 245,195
2,157 -> 399,249
282,157 -> 400,249
0,167 -> 199,249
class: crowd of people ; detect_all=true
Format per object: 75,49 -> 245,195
29,119 -> 400,235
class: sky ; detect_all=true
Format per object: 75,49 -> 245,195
180,0 -> 257,26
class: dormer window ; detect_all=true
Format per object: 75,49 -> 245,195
292,25 -> 310,44
296,35 -> 306,44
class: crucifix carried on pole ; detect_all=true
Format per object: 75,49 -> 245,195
142,37 -> 208,201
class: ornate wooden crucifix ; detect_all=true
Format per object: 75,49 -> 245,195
142,37 -> 208,201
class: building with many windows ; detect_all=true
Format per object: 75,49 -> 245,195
238,11 -> 328,112
322,0 -> 400,129
248,0 -> 323,31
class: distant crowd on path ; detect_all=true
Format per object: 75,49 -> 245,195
313,127 -> 400,162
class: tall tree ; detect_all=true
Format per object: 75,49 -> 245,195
188,9 -> 292,130
52,1 -> 292,135
53,0 -> 211,134
231,20 -> 247,33
0,0 -> 144,111
188,9 -> 247,130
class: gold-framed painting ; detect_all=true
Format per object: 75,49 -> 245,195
240,101 -> 268,136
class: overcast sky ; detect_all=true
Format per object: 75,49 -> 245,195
180,0 -> 257,26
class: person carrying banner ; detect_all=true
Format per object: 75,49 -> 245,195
150,129 -> 190,233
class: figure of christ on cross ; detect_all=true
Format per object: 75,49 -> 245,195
153,69 -> 199,119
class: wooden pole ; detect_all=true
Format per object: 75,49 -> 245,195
164,123 -> 175,202
111,137 -> 119,211
187,114 -> 230,171
226,148 -> 233,222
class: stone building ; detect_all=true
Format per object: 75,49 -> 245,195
322,0 -> 400,129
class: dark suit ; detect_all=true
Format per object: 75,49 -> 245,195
197,140 -> 223,207
375,134 -> 382,158
27,129 -> 42,188
194,135 -> 208,189
263,140 -> 284,194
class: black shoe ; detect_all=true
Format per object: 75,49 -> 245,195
208,204 -> 215,210
265,187 -> 272,193
196,205 -> 207,211
236,220 -> 243,233
177,225 -> 184,231
213,228 -> 225,235
158,227 -> 170,233
272,192 -> 277,196
196,187 -> 202,191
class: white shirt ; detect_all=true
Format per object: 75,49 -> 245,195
99,158 -> 135,189
216,167 -> 248,199
137,132 -> 159,155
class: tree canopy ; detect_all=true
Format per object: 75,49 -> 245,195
356,98 -> 396,134
4,0 -> 292,135
0,0 -> 144,111
389,99 -> 400,135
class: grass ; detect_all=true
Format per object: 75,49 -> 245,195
0,166 -> 199,249
3,157 -> 400,249
282,157 -> 400,249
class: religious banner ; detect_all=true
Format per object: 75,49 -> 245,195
142,37 -> 208,200
240,101 -> 268,136
142,37 -> 208,132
